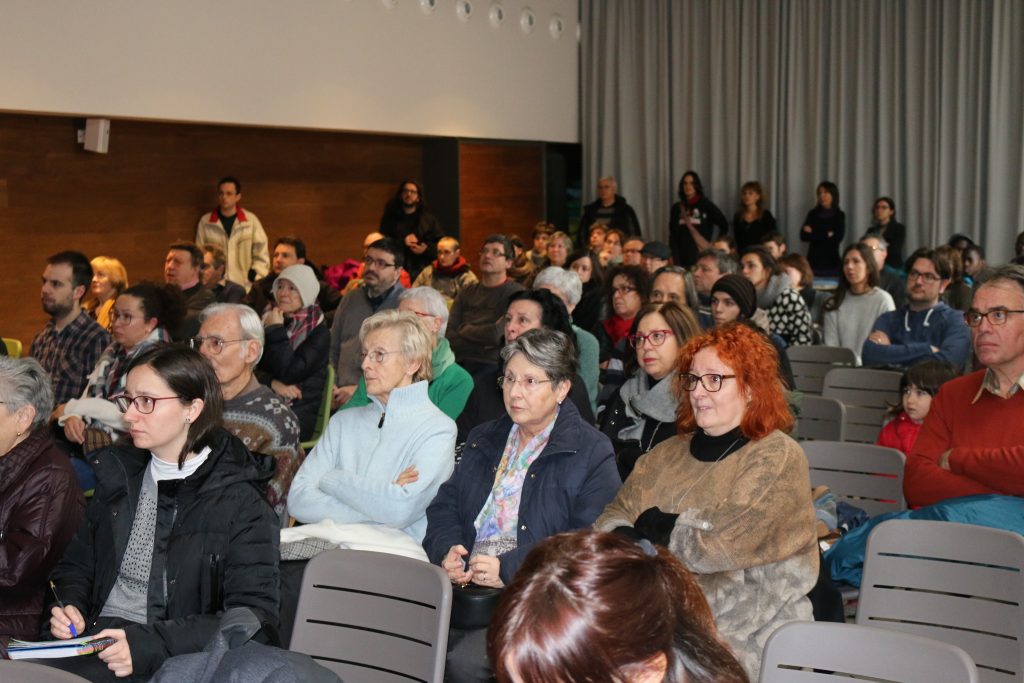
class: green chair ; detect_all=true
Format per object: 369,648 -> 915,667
300,365 -> 335,452
3,337 -> 23,358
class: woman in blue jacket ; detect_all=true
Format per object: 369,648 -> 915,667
423,328 -> 621,683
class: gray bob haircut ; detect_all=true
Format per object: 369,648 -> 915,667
200,303 -> 266,363
399,287 -> 450,336
500,328 -> 578,385
0,356 -> 55,431
533,267 -> 583,308
359,310 -> 435,383
697,248 -> 738,275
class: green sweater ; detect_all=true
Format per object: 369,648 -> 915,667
342,337 -> 473,421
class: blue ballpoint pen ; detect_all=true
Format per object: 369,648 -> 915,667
50,580 -> 78,637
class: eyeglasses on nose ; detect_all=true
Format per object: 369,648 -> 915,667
964,308 -> 1024,327
361,349 -> 399,364
680,372 -> 737,392
907,269 -> 942,283
612,285 -> 637,295
363,256 -> 396,269
113,394 -> 181,414
189,336 -> 247,355
497,375 -> 554,391
628,330 -> 674,348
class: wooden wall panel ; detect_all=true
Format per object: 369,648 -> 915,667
0,114 -> 423,346
458,141 -> 545,265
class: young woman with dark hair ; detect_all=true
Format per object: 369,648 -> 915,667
565,248 -> 606,334
740,247 -> 814,346
488,530 -> 749,683
865,196 -> 906,269
800,181 -> 846,276
669,171 -> 729,267
43,346 -> 279,682
823,244 -> 895,364
732,181 -> 777,254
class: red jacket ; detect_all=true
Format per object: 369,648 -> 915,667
876,411 -> 923,456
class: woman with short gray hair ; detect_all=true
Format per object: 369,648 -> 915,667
424,328 -> 621,683
0,357 -> 85,639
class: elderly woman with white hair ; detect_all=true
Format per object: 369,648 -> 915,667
0,357 -> 85,640
343,287 -> 473,420
533,266 -> 600,412
258,263 -> 330,441
288,310 -> 457,545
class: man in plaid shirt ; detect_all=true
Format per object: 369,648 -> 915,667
30,251 -> 111,406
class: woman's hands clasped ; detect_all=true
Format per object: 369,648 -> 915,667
441,545 -> 504,587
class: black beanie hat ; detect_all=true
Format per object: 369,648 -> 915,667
711,274 -> 757,319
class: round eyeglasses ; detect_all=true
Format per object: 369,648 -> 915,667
113,394 -> 181,414
628,329 -> 674,349
680,373 -> 737,392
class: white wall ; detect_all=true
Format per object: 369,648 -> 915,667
0,0 -> 579,142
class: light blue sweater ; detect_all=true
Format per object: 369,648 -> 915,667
287,380 -> 456,542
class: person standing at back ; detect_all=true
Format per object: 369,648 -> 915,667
195,176 -> 270,289
379,179 -> 444,282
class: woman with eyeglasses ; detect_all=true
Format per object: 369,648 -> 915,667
425,328 -> 621,683
288,310 -> 456,543
595,324 -> 818,679
43,346 -> 279,682
54,282 -> 183,476
599,302 -> 701,480
257,263 -> 330,441
455,289 -> 595,442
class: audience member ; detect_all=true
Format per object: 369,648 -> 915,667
864,196 -> 906,269
202,244 -> 246,304
599,264 -> 650,368
580,176 -> 642,243
740,246 -> 814,346
195,176 -> 270,287
526,222 -> 555,268
196,304 -> 304,524
341,231 -> 413,294
0,357 -> 84,641
800,180 -> 845,276
565,248 -> 606,334
651,265 -> 700,310
595,323 -> 817,679
259,264 -> 329,441
533,266 -> 601,412
935,244 -> 972,312
778,253 -> 825,326
823,244 -> 896,364
859,234 -> 906,308
344,287 -> 473,421
330,237 -> 405,407
692,248 -> 737,327
56,282 -> 182,458
544,230 -> 573,268
289,311 -> 456,544
425,329 -> 621,683
412,236 -> 479,303
599,228 -> 625,267
759,231 -> 788,259
963,244 -> 994,287
947,233 -> 975,256
669,170 -> 728,267
245,236 -> 341,322
622,236 -> 645,266
732,180 -> 777,254
447,235 -> 524,376
507,235 -> 536,287
876,360 -> 957,457
586,223 -> 607,253
905,265 -> 1024,506
30,251 -> 111,405
711,233 -> 738,257
84,256 -> 128,331
456,289 -> 595,442
862,247 -> 971,371
44,346 -> 279,681
488,530 -> 748,683
378,179 -> 444,281
163,241 -> 216,341
641,240 -> 672,274
600,302 -> 700,480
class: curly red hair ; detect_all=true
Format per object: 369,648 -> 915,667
674,323 -> 793,439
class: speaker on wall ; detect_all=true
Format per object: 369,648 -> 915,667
84,118 -> 110,154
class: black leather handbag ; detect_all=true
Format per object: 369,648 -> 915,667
449,583 -> 503,630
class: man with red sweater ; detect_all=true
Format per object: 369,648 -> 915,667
905,264 -> 1024,507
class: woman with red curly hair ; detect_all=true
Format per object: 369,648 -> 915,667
595,323 -> 818,679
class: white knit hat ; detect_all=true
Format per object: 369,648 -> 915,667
273,264 -> 319,307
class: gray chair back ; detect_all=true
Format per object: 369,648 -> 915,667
857,520 -> 1024,683
795,395 -> 846,441
0,662 -> 92,682
290,549 -> 452,683
800,440 -> 905,517
760,621 -> 979,683
822,367 -> 902,443
786,345 -> 857,395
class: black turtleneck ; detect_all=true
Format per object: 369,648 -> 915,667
690,426 -> 749,462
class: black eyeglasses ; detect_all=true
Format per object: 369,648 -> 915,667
113,394 -> 181,414
964,309 -> 1024,327
680,373 -> 737,392
907,269 -> 943,283
363,256 -> 396,269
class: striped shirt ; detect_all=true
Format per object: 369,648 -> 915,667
30,310 -> 111,405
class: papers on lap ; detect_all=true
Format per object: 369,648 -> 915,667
6,636 -> 116,659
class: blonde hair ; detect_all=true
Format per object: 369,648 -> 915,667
358,310 -> 436,383
90,256 -> 129,295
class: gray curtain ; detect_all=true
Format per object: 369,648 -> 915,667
581,0 -> 1024,261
